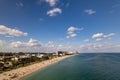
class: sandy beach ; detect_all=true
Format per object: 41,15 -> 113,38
0,55 -> 72,80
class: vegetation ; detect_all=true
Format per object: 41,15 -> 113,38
0,51 -> 74,73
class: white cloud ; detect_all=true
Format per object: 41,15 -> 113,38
0,40 -> 6,46
10,38 -> 41,48
79,43 -> 120,53
47,8 -> 62,16
16,2 -> 24,7
92,33 -> 104,41
104,33 -> 115,38
45,0 -> 58,7
46,41 -> 55,47
83,39 -> 89,42
67,26 -> 80,32
92,33 -> 115,41
0,25 -> 28,37
70,33 -> 77,37
0,40 -> 8,52
1,38 -> 120,53
9,39 -> 78,52
10,40 -> 58,52
66,36 -> 70,39
66,26 -> 83,38
84,9 -> 96,15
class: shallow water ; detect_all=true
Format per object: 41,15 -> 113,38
23,53 -> 120,80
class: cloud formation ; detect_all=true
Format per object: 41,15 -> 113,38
84,9 -> 96,15
9,39 -> 58,52
0,25 -> 28,37
83,39 -> 90,42
47,8 -> 62,16
10,38 -> 41,48
92,33 -> 115,41
16,2 -> 24,7
0,40 -> 6,46
45,0 -> 58,7
66,26 -> 83,38
0,38 -> 120,53
79,43 -> 120,52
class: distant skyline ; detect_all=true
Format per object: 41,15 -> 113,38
0,0 -> 120,52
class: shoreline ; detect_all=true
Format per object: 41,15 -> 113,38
0,55 -> 74,80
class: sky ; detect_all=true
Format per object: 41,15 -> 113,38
0,0 -> 120,53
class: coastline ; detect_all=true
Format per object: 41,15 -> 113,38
0,55 -> 74,80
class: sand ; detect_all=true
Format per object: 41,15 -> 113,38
0,55 -> 72,80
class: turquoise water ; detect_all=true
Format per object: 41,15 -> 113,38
23,53 -> 120,80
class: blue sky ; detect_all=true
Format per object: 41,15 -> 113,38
0,0 -> 120,52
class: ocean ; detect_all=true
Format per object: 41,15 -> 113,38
22,53 -> 120,80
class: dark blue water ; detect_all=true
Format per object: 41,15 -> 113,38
23,53 -> 120,80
